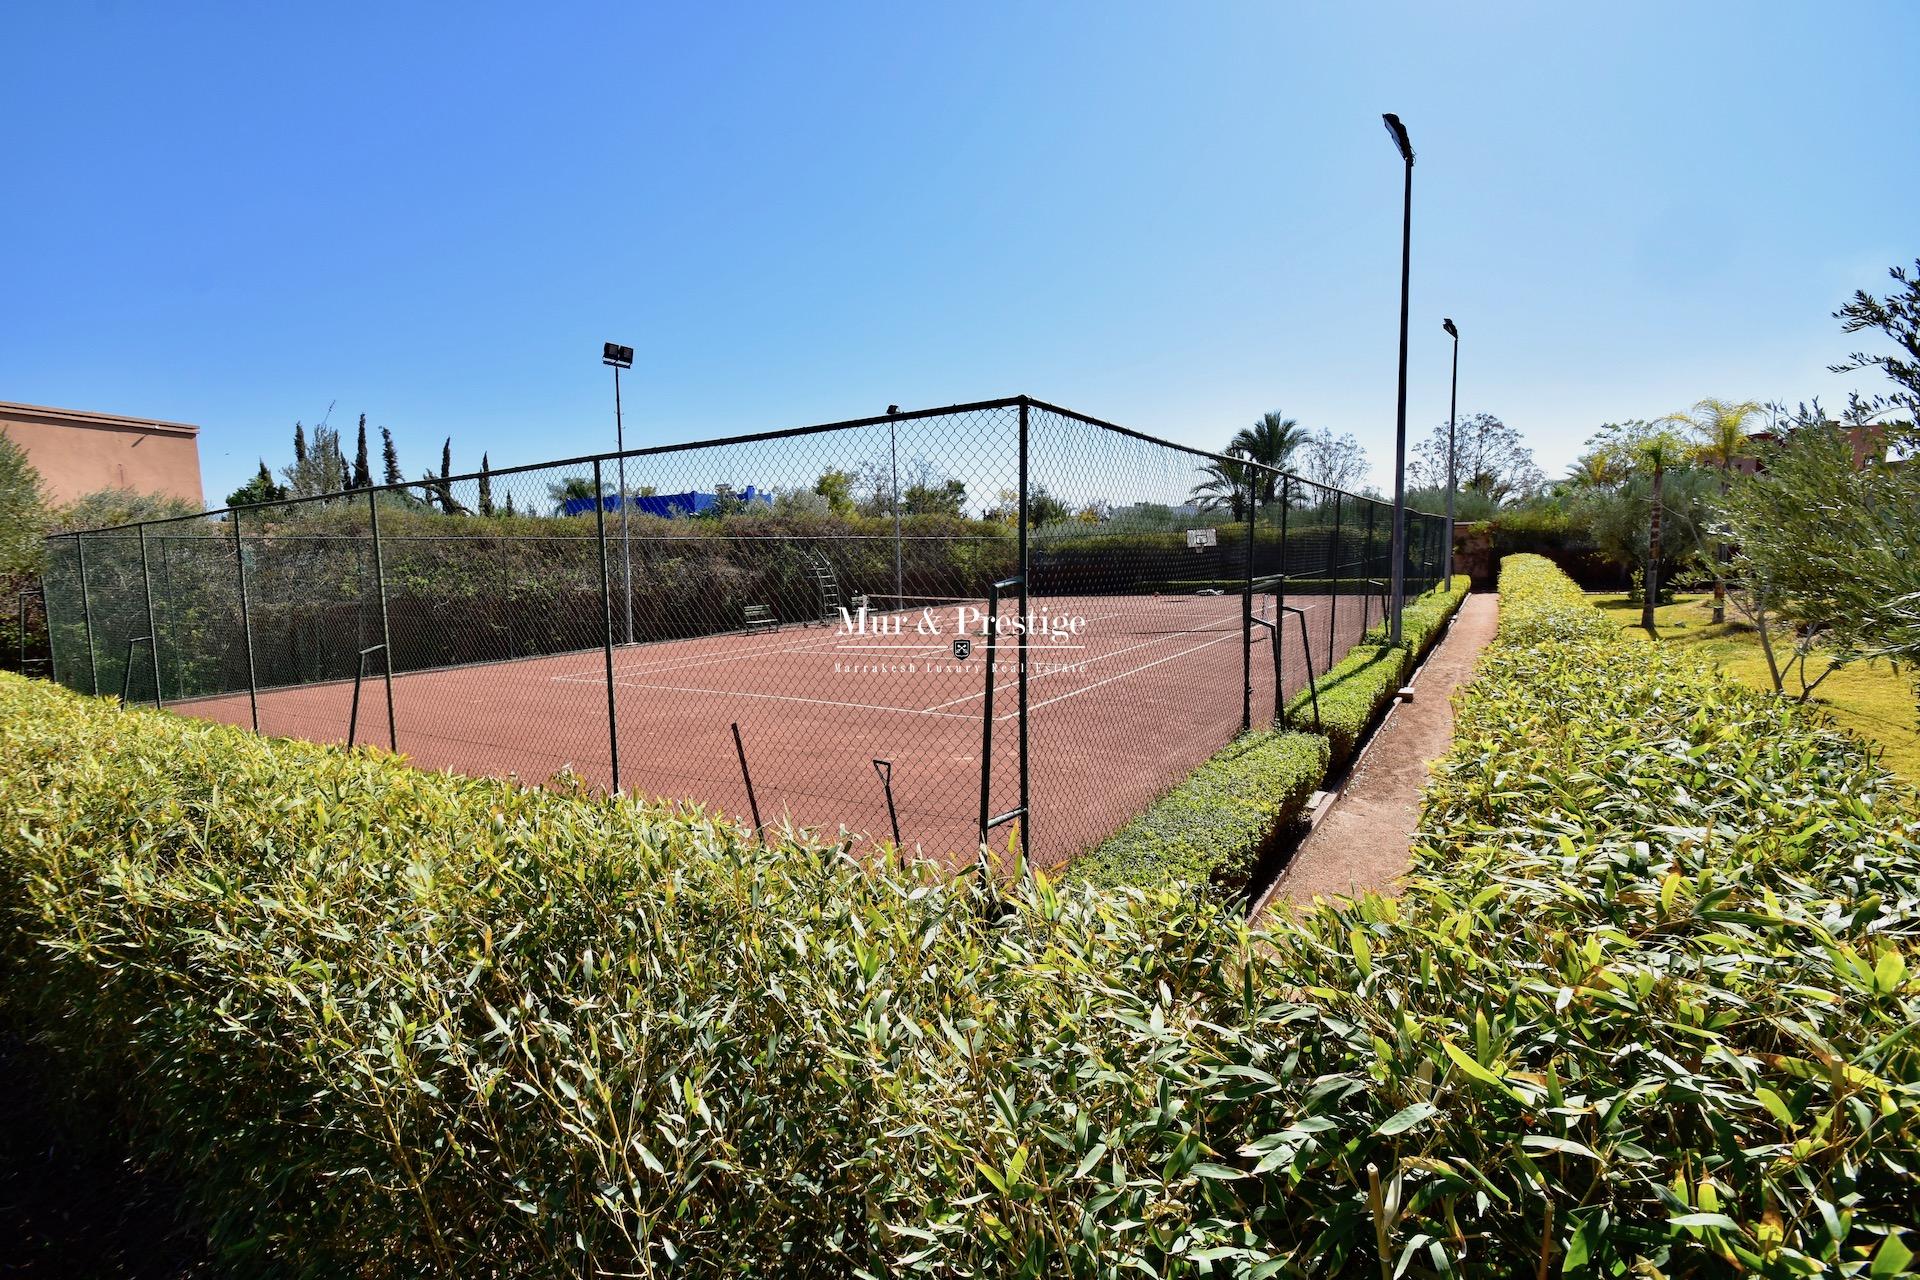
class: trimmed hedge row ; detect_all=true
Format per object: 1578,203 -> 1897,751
1283,577 -> 1469,767
2,555 -> 1914,1275
1062,728 -> 1329,892
1067,580 -> 1468,893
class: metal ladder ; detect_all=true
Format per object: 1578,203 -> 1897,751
809,552 -> 842,625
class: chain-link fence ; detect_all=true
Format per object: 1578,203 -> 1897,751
40,396 -> 1448,867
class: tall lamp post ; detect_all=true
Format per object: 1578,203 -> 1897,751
602,342 -> 635,645
1442,317 -> 1459,591
1382,112 -> 1414,646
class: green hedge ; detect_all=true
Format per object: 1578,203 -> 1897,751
1063,727 -> 1329,893
1068,581 -> 1466,893
2,555 -> 1915,1275
1283,578 -> 1470,766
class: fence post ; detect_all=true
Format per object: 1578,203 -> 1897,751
232,507 -> 261,733
1015,398 -> 1030,857
1364,501 -> 1379,635
137,523 -> 163,707
1277,476 -> 1290,723
1325,491 -> 1342,670
1242,478 -> 1256,732
593,459 -> 622,792
366,489 -> 398,752
75,534 -> 98,696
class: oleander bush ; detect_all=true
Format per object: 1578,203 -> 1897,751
1064,727 -> 1328,893
1,554 -> 1916,1276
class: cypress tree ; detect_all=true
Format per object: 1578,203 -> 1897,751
293,421 -> 307,465
478,453 -> 495,516
380,428 -> 402,486
352,414 -> 372,489
437,438 -> 456,513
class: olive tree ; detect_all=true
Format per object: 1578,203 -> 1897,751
1720,421 -> 1920,709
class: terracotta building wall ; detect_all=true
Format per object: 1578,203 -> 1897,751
0,402 -> 205,508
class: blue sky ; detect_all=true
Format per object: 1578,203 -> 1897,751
4,2 -> 1916,506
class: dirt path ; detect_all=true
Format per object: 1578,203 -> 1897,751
1255,591 -> 1499,915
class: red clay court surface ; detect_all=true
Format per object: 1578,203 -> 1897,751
172,590 -> 1378,867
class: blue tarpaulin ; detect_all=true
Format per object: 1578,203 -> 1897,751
563,486 -> 767,518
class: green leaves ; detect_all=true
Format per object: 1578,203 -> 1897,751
0,555 -> 1916,1279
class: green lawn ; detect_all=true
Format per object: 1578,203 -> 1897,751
1592,591 -> 1920,782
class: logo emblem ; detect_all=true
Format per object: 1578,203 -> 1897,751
953,637 -> 972,660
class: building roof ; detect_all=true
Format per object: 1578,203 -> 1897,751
0,400 -> 200,438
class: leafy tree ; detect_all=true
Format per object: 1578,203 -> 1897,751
1405,485 -> 1498,523
478,454 -> 495,517
902,477 -> 966,517
813,469 -> 855,514
225,460 -> 288,508
53,487 -> 201,531
1295,427 -> 1369,495
1721,419 -> 1920,711
381,427 -> 403,486
1026,484 -> 1070,527
351,415 -> 373,490
281,424 -> 348,498
1408,412 -> 1544,500
0,430 -> 48,582
1831,258 -> 1920,423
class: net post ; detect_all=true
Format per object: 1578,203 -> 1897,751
731,721 -> 762,838
1242,474 -> 1256,732
137,523 -> 163,707
593,459 -> 622,792
366,488 -> 398,752
872,758 -> 901,849
231,507 -> 260,733
76,534 -> 99,696
1015,398 -> 1030,857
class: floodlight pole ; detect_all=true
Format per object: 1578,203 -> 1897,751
1384,113 -> 1414,647
1443,317 -> 1459,591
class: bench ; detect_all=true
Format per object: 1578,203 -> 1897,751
742,604 -> 778,633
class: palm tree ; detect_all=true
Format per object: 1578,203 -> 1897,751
1563,454 -> 1617,489
1229,411 -> 1307,504
547,475 -> 603,515
1189,455 -> 1252,521
1673,398 -> 1763,623
1637,432 -> 1688,631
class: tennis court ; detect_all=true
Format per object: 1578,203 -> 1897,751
41,397 -> 1446,868
167,585 -> 1374,864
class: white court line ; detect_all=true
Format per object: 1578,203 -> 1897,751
604,679 -> 976,719
915,604 -> 1298,714
1007,627 -> 1244,718
548,594 -> 1327,691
